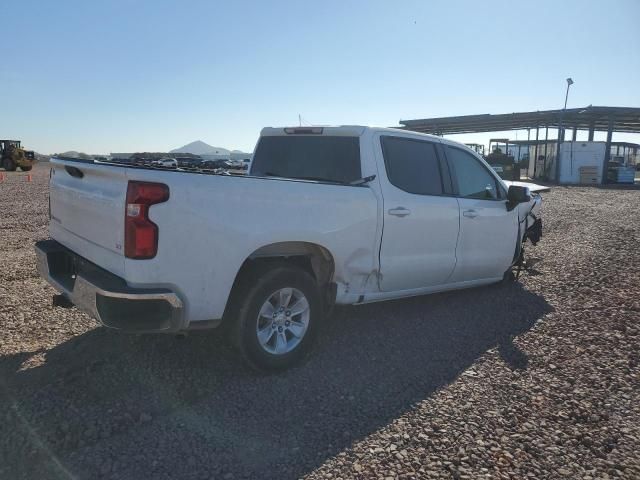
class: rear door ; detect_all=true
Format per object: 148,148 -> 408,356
444,145 -> 518,282
49,159 -> 128,276
377,134 -> 460,292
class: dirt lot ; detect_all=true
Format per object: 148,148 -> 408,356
1,162 -> 639,479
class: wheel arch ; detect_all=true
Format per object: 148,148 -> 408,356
223,241 -> 336,321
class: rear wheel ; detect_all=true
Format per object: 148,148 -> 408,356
231,264 -> 322,371
19,165 -> 33,172
3,158 -> 16,171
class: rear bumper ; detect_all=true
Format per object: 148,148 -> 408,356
35,239 -> 185,332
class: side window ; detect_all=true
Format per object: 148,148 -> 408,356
381,136 -> 443,195
447,147 -> 499,200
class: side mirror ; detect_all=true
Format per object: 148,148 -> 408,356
506,185 -> 530,210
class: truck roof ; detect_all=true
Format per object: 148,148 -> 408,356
259,126 -> 462,147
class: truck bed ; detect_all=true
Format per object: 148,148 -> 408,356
47,157 -> 380,324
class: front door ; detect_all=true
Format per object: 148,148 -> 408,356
445,145 -> 519,282
377,135 -> 460,292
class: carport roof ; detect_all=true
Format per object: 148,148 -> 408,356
399,106 -> 640,135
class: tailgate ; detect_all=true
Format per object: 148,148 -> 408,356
49,158 -> 128,277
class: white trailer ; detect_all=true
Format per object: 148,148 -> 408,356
557,142 -> 606,184
528,141 -> 607,184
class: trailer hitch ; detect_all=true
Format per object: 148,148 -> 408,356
52,294 -> 74,309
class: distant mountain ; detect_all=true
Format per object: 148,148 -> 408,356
170,141 -> 230,156
59,150 -> 81,157
58,151 -> 92,159
57,151 -> 105,160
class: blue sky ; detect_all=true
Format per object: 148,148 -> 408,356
2,0 -> 639,154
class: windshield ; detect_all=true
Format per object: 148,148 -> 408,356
250,135 -> 361,184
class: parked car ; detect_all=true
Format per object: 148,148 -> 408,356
200,159 -> 228,169
176,156 -> 202,169
224,159 -> 245,169
36,126 -> 545,370
152,157 -> 178,168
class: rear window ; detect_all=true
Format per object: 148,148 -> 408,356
250,135 -> 361,184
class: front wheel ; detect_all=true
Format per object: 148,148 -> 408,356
231,264 -> 323,371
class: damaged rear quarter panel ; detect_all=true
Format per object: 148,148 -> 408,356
131,171 -> 381,321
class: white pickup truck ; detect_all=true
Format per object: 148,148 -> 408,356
36,126 -> 544,370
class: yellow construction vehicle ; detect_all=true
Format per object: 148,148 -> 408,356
1,140 -> 35,171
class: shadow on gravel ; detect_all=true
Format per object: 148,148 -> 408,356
1,282 -> 552,479
515,180 -> 640,191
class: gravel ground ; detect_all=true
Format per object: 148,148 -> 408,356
1,163 -> 639,479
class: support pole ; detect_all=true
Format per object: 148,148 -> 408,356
588,121 -> 595,141
554,114 -> 564,182
515,142 -> 521,180
572,127 -> 577,141
527,129 -> 531,177
533,127 -> 540,178
603,117 -> 614,184
543,126 -> 549,178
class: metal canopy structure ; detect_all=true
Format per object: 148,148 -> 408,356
399,106 -> 640,136
400,106 -> 640,184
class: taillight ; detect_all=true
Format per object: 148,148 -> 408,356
125,181 -> 169,259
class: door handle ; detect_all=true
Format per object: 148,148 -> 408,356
388,207 -> 411,217
463,209 -> 478,218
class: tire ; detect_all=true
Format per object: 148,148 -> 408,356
231,264 -> 323,372
3,158 -> 16,171
502,268 -> 516,283
19,165 -> 33,172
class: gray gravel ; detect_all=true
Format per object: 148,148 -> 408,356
1,163 -> 639,479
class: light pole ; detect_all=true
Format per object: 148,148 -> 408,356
564,77 -> 574,110
555,77 -> 574,182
